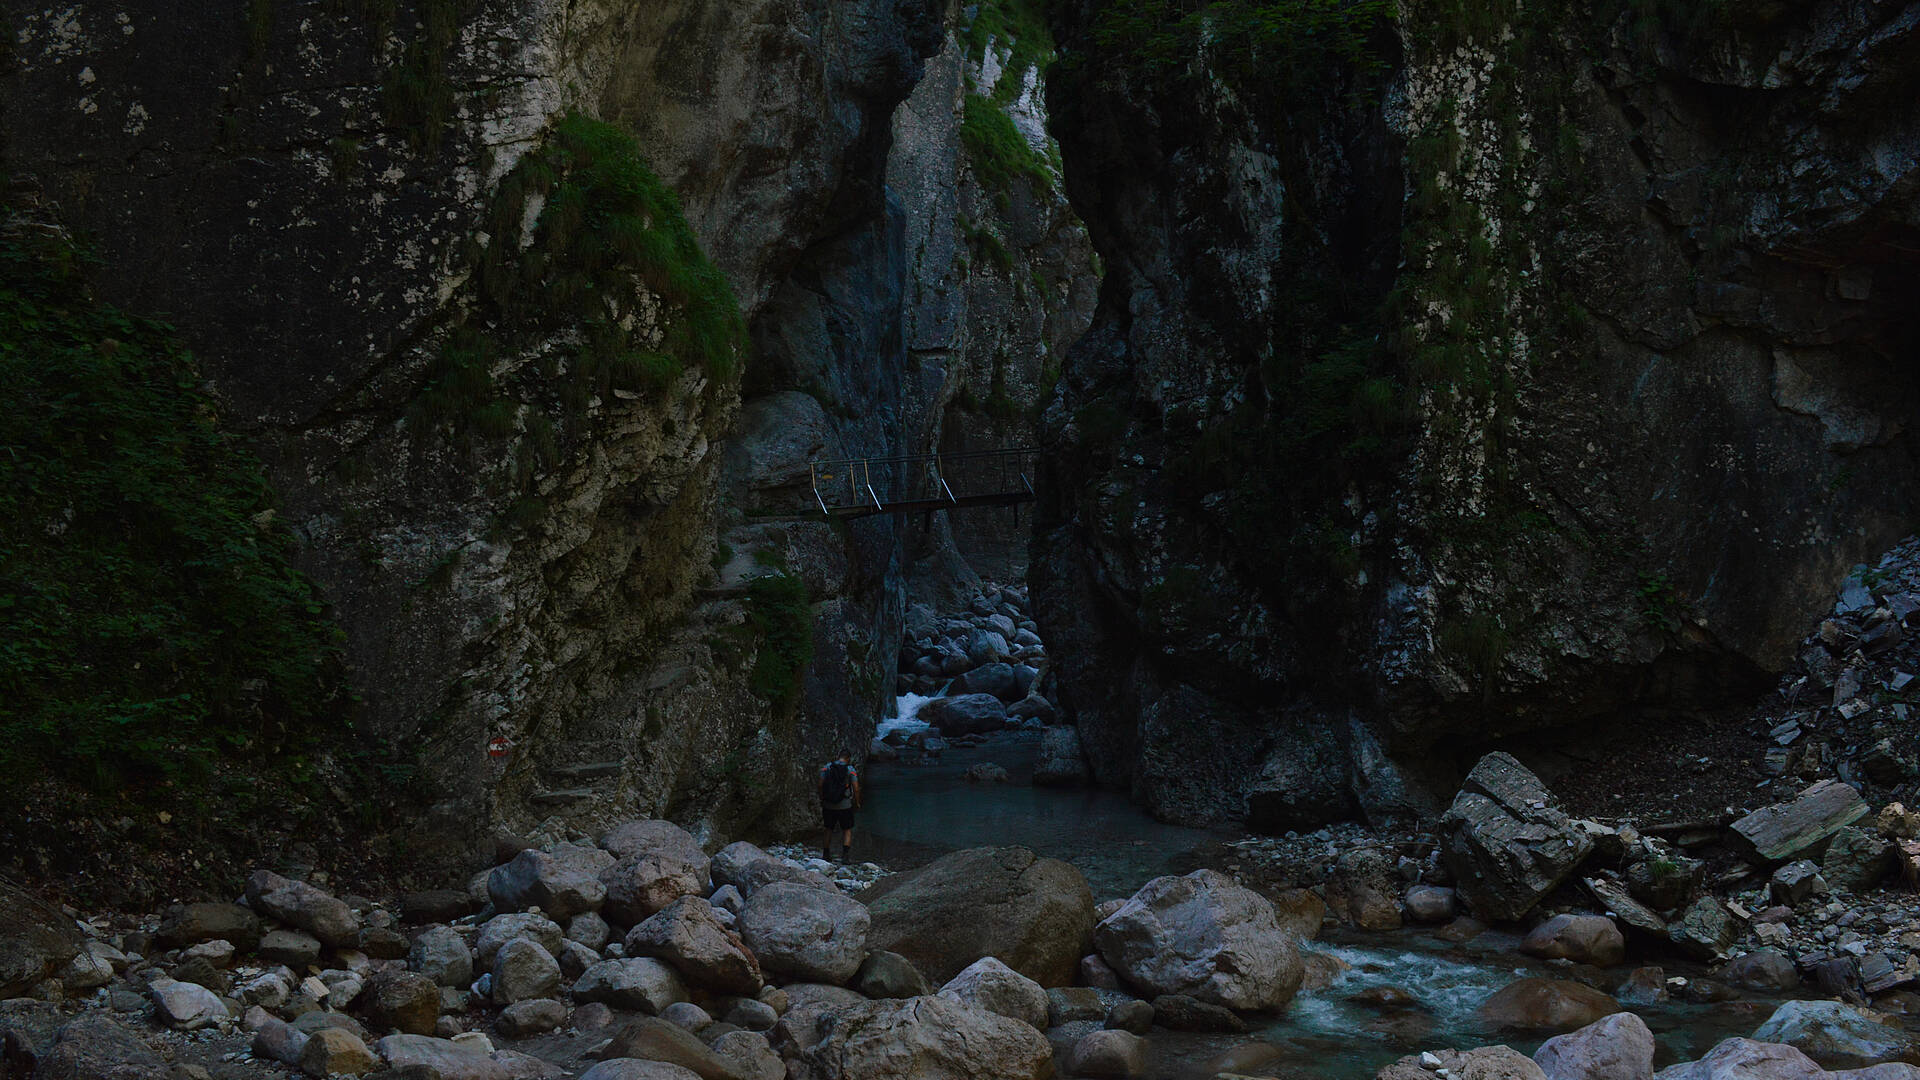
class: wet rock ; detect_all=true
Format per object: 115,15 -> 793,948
1751,1000 -> 1920,1069
737,883 -> 869,985
851,951 -> 929,999
1405,885 -> 1458,925
364,969 -> 440,1035
1095,869 -> 1301,1012
1106,999 -> 1154,1035
489,843 -> 614,921
624,895 -> 761,995
246,870 -> 360,947
475,913 -> 565,967
574,958 -> 689,1013
1729,780 -> 1870,864
1379,1046 -> 1547,1080
1522,914 -> 1627,968
863,845 -> 1094,987
150,979 -> 227,1030
1770,861 -> 1830,906
1478,978 -> 1621,1034
1726,949 -> 1799,993
1033,726 -> 1089,787
32,1014 -> 166,1080
598,1016 -> 747,1080
917,694 -> 1009,736
410,925 -> 474,988
1149,994 -> 1247,1033
710,842 -> 833,898
1533,1011 -> 1655,1080
965,762 -> 1011,784
1302,950 -> 1350,992
786,994 -> 1052,1080
1323,847 -> 1404,931
492,938 -> 561,1004
1441,753 -> 1595,922
154,902 -> 259,954
1822,827 -> 1896,892
937,957 -> 1048,1031
299,1026 -> 377,1077
1667,897 -> 1739,961
1268,888 -> 1329,940
1066,1029 -> 1147,1078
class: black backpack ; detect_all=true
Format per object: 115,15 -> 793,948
821,761 -> 850,804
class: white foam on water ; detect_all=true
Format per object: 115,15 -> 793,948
877,693 -> 936,738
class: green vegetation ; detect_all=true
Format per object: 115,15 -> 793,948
744,572 -> 814,713
1088,0 -> 1394,93
962,0 -> 1054,79
0,218 -> 342,795
1637,572 -> 1683,632
1438,611 -> 1511,680
960,95 -> 1055,196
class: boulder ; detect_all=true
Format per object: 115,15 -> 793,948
736,883 -> 869,985
965,762 -> 1011,783
363,969 -> 440,1035
710,842 -> 834,898
246,870 -> 361,947
1667,897 -> 1738,961
661,1001 -> 711,1032
1268,888 -> 1329,940
597,1017 -> 748,1080
1725,949 -> 1799,993
299,1027 -> 377,1077
723,998 -> 779,1032
851,951 -> 930,999
949,663 -> 1021,701
1150,994 -> 1247,1033
624,895 -> 761,995
154,901 -> 260,953
1322,847 -> 1404,931
493,938 -> 561,1004
499,999 -> 567,1038
1615,967 -> 1668,1007
1651,1038 -> 1829,1080
489,843 -> 614,920
709,1029 -> 784,1080
1440,753 -> 1594,922
964,629 -> 1012,667
603,855 -> 710,928
1585,878 -> 1668,937
1823,826 -> 1896,892
475,912 -> 565,967
1478,978 -> 1621,1034
916,693 -> 1009,736
149,978 -> 227,1030
1379,1046 -> 1548,1080
411,925 -> 474,988
1094,868 -> 1301,1012
785,995 -> 1052,1080
31,1014 -> 167,1080
1522,914 -> 1627,968
1046,987 -> 1106,1025
359,926 -> 410,961
1065,1029 -> 1147,1079
937,956 -> 1048,1031
402,890 -> 475,924
1751,1000 -> 1920,1069
570,911 -> 615,951
1729,779 -> 1870,864
252,1016 -> 310,1065
1106,999 -> 1154,1035
1771,861 -> 1830,906
260,928 -> 324,967
376,1034 -> 545,1080
1626,852 -> 1702,911
1533,1011 -> 1655,1080
862,845 -> 1094,987
1033,725 -> 1089,787
1405,886 -> 1458,925
579,1061 -> 703,1080
574,958 -> 689,1013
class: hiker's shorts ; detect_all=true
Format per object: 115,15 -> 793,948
823,806 -> 855,830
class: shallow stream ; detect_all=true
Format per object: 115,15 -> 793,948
859,723 -> 1796,1079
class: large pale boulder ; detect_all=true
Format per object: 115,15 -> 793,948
492,938 -> 562,1004
937,957 -> 1048,1031
736,883 -> 869,985
602,826 -> 712,926
489,843 -> 614,920
362,969 -> 440,1035
709,1029 -> 784,1080
573,958 -> 689,1013
1441,753 -> 1594,922
1478,978 -> 1621,1034
862,846 -> 1094,987
1093,868 -> 1302,1013
624,895 -> 762,995
786,995 -> 1052,1080
1065,1029 -> 1148,1079
150,978 -> 228,1030
411,925 -> 474,988
474,912 -> 565,966
299,1026 -> 378,1077
246,869 -> 360,947
1751,1000 -> 1920,1069
1651,1038 -> 1828,1080
917,693 -> 1009,736
1379,1047 -> 1548,1080
1522,914 -> 1627,968
1534,1011 -> 1656,1080
710,842 -> 833,897
852,951 -> 930,999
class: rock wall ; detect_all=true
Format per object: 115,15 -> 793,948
1,0 -> 941,877
1034,2 -> 1920,829
888,4 -> 1098,602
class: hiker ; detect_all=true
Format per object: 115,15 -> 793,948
819,749 -> 862,862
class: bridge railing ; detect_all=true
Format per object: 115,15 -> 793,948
809,447 -> 1038,518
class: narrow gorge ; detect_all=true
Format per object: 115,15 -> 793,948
4,2 -> 1920,1079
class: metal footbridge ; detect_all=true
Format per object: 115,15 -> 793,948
809,447 -> 1037,520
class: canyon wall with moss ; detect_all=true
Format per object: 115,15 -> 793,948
1033,0 -> 1920,830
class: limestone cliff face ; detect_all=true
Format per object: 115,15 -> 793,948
3,0 -> 939,874
1034,1 -> 1920,829
888,8 -> 1099,600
